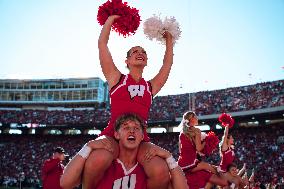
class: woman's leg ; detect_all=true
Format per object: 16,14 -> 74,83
191,161 -> 217,174
137,142 -> 170,189
82,136 -> 119,189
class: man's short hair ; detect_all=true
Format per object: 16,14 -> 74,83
227,163 -> 237,172
114,113 -> 144,131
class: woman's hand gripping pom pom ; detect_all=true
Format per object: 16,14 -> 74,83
97,0 -> 141,37
144,14 -> 181,45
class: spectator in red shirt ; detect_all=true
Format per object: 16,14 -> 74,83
41,147 -> 68,189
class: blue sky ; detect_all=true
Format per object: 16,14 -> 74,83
0,0 -> 283,96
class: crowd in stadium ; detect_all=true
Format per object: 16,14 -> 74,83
0,80 -> 283,126
0,125 -> 284,188
194,80 -> 284,115
0,80 -> 284,188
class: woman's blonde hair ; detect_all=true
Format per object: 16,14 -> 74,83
182,111 -> 197,141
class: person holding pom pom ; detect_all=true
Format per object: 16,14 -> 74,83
218,120 -> 235,173
217,113 -> 248,188
62,13 -> 175,189
178,111 -> 228,188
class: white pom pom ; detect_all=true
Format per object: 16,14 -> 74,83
201,132 -> 207,141
163,16 -> 182,45
143,15 -> 163,42
143,15 -> 182,45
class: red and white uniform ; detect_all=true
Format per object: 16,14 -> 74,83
41,158 -> 64,189
218,147 -> 235,173
96,159 -> 147,189
178,132 -> 199,171
100,74 -> 153,142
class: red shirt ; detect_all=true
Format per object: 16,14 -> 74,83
41,158 -> 64,189
219,147 -> 235,172
96,159 -> 147,189
178,133 -> 199,170
100,74 -> 153,142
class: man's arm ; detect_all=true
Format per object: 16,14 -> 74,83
60,154 -> 86,189
150,31 -> 174,96
60,139 -> 113,189
98,15 -> 121,89
167,165 -> 188,189
238,163 -> 246,177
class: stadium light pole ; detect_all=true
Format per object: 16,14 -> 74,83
19,172 -> 25,189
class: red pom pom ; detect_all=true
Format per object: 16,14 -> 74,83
202,131 -> 220,156
218,113 -> 234,128
97,0 -> 141,37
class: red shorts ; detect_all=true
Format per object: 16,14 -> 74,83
185,170 -> 212,189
